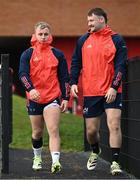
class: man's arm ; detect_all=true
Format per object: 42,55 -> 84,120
70,39 -> 83,86
111,35 -> 127,90
105,35 -> 127,103
57,52 -> 70,101
70,34 -> 90,97
19,48 -> 34,92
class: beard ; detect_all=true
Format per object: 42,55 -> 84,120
88,26 -> 96,33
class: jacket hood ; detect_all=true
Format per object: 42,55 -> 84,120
31,34 -> 53,48
91,26 -> 116,36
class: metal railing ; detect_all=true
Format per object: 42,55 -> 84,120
0,54 -> 12,175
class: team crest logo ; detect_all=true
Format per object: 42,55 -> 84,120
83,107 -> 88,114
33,57 -> 39,61
87,44 -> 92,48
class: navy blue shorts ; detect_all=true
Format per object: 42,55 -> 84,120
26,98 -> 60,115
83,93 -> 122,118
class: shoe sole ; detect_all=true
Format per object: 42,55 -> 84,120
87,166 -> 96,170
111,170 -> 122,176
32,167 -> 42,171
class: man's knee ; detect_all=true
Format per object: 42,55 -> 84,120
106,110 -> 121,129
86,126 -> 98,137
108,118 -> 121,133
110,124 -> 121,132
32,129 -> 43,139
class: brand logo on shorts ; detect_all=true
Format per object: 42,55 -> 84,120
119,103 -> 122,107
29,108 -> 35,112
83,107 -> 88,114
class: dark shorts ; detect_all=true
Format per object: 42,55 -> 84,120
26,98 -> 60,115
83,93 -> 122,118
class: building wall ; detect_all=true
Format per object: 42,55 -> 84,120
1,0 -> 140,37
125,37 -> 140,58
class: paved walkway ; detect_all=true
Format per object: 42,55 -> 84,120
1,149 -> 136,179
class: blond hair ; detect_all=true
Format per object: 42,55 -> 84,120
34,21 -> 51,31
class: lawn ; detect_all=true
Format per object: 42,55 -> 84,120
11,95 -> 84,152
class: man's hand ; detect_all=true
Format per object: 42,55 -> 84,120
105,88 -> 117,103
60,100 -> 68,112
29,89 -> 40,101
71,85 -> 78,98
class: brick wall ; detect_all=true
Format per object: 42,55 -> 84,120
0,0 -> 140,36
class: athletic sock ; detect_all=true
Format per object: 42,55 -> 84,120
91,142 -> 100,154
33,147 -> 42,157
111,148 -> 120,163
32,137 -> 43,157
32,137 -> 43,149
51,152 -> 60,164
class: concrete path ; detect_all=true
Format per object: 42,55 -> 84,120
1,149 -> 136,179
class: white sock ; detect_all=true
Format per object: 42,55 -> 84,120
33,147 -> 42,157
51,152 -> 60,164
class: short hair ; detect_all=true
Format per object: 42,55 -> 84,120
88,8 -> 108,23
34,21 -> 51,31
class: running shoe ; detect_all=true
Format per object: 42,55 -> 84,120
110,161 -> 122,175
87,149 -> 101,170
51,160 -> 62,173
32,156 -> 42,171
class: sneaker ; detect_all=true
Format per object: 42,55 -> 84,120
51,160 -> 62,173
32,156 -> 42,170
87,149 -> 101,170
110,161 -> 122,175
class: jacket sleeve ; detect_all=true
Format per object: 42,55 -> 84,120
57,52 -> 70,101
70,39 -> 83,86
18,48 -> 34,92
111,35 -> 127,90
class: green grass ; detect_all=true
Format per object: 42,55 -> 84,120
11,95 -> 84,151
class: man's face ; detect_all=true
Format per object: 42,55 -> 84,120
87,14 -> 104,32
35,26 -> 50,43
